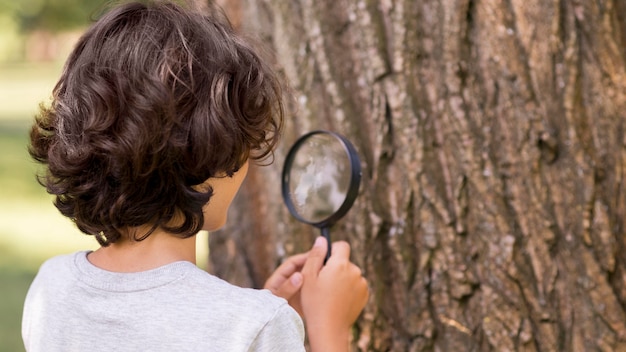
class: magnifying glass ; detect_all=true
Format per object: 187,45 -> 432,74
281,130 -> 362,263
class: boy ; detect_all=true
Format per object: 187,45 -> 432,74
22,1 -> 368,351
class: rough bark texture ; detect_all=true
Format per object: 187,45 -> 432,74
210,0 -> 626,350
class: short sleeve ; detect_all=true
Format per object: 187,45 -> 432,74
248,303 -> 305,352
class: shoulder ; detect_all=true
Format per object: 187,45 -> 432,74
153,267 -> 305,350
185,268 -> 302,320
248,301 -> 305,351
184,267 -> 291,313
24,251 -> 86,307
22,252 -> 86,340
30,251 -> 85,284
39,251 -> 79,269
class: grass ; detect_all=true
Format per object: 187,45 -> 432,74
0,61 -> 209,352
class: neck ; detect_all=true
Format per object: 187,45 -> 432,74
87,228 -> 197,273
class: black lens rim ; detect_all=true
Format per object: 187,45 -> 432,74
281,130 -> 362,228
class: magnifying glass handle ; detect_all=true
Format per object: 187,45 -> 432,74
320,227 -> 331,264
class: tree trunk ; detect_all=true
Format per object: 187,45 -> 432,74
210,0 -> 626,350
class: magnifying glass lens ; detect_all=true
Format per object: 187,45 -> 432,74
282,130 -> 362,263
287,133 -> 352,223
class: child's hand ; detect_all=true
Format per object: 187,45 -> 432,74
301,236 -> 369,352
264,252 -> 307,316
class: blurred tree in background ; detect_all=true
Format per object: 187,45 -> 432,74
0,0 -> 104,62
0,0 -> 102,32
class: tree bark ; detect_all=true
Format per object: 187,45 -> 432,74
210,0 -> 626,350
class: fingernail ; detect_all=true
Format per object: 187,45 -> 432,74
313,236 -> 325,248
290,273 -> 302,286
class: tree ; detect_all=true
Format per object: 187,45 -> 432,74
0,0 -> 103,33
209,0 -> 626,350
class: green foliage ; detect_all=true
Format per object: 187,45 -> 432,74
0,0 -> 107,32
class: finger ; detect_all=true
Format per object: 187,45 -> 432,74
302,236 -> 328,278
285,252 -> 308,268
274,252 -> 308,279
263,252 -> 309,291
328,240 -> 351,260
270,272 -> 303,300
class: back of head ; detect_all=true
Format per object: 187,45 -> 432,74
29,0 -> 284,245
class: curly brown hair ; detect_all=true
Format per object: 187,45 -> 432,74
29,0 -> 284,246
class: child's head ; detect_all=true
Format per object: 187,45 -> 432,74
29,0 -> 283,246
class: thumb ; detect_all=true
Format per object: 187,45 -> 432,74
302,236 -> 328,278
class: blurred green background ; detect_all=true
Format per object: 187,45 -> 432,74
1,2 -> 97,351
0,61 -> 94,352
0,1 -> 208,350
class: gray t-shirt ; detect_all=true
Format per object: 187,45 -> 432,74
22,251 -> 305,352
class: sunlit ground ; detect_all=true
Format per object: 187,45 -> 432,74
0,62 -> 209,352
